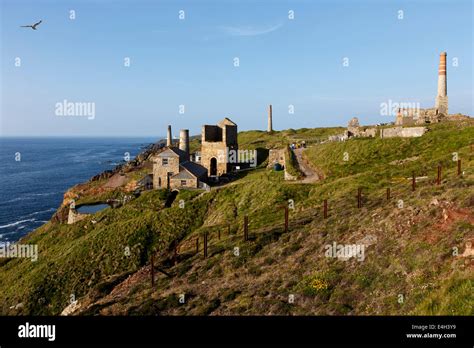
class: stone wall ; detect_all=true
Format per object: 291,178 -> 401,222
395,108 -> 445,126
152,155 -> 180,188
67,208 -> 89,225
346,117 -> 377,138
359,128 -> 377,137
267,149 -> 285,168
395,115 -> 417,126
346,127 -> 377,138
170,177 -> 198,189
345,117 -> 429,139
200,140 -> 228,176
328,134 -> 348,142
267,148 -> 298,180
224,125 -> 238,145
203,125 -> 222,142
380,126 -> 427,138
284,170 -> 298,181
201,123 -> 238,176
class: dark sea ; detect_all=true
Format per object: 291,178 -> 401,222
0,137 -> 157,244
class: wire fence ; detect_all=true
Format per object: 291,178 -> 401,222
149,154 -> 471,287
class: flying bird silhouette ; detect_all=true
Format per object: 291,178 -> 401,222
20,20 -> 42,30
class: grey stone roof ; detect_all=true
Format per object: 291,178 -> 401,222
156,147 -> 187,159
171,169 -> 195,180
183,161 -> 207,177
171,161 -> 207,179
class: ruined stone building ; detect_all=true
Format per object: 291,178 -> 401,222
267,149 -> 285,168
152,127 -> 207,190
151,117 -> 239,189
394,107 -> 444,126
200,117 -> 238,176
380,126 -> 426,138
344,116 -> 427,139
395,52 -> 449,126
346,117 -> 377,138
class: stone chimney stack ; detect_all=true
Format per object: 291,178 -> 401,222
435,52 -> 448,115
179,129 -> 189,160
267,104 -> 273,132
166,125 -> 172,147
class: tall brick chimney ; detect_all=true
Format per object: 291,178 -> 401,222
166,125 -> 172,147
435,52 -> 448,115
179,129 -> 189,160
267,104 -> 273,132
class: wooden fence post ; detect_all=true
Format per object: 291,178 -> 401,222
323,199 -> 328,219
203,233 -> 208,258
412,172 -> 416,192
150,253 -> 155,288
196,237 -> 199,254
458,159 -> 461,176
386,187 -> 391,200
437,164 -> 441,185
357,188 -> 362,208
284,206 -> 289,233
244,216 -> 249,241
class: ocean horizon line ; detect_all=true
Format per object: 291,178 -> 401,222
0,135 -> 163,139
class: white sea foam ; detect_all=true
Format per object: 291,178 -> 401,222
0,197 -> 32,205
0,219 -> 36,230
27,192 -> 59,197
0,193 -> 60,205
24,208 -> 56,217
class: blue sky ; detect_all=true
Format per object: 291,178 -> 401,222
1,0 -> 472,137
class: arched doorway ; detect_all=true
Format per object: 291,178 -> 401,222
210,157 -> 217,176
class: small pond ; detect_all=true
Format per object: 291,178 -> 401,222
76,203 -> 110,214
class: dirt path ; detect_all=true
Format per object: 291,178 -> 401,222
293,148 -> 320,183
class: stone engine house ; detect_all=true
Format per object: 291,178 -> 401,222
151,117 -> 239,190
200,118 -> 238,177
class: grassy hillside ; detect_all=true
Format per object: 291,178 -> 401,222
0,121 -> 472,316
189,127 -> 344,154
305,121 -> 473,182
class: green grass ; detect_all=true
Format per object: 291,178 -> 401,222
237,127 -> 344,150
415,274 -> 473,315
0,189 -> 209,314
0,120 -> 472,315
305,121 -> 474,183
284,145 -> 304,179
